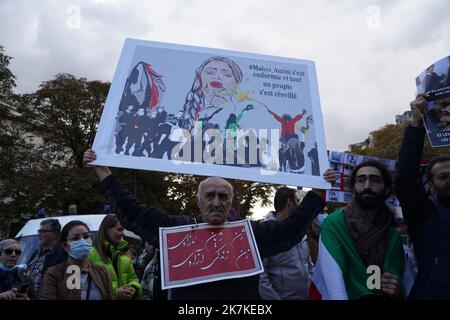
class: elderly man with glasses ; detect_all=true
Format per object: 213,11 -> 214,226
0,239 -> 31,300
26,218 -> 67,298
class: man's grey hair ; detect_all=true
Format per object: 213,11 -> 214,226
0,239 -> 21,253
197,177 -> 234,200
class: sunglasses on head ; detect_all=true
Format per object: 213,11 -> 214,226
3,249 -> 22,256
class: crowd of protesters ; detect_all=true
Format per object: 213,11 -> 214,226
0,94 -> 449,300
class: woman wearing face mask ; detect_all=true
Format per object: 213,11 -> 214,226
88,215 -> 142,300
39,221 -> 113,300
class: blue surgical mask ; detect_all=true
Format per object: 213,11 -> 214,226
68,239 -> 92,260
317,213 -> 328,227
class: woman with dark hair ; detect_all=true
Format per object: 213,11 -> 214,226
39,220 -> 113,300
88,214 -> 142,300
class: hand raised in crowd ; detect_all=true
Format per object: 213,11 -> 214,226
310,168 -> 338,197
409,93 -> 428,127
118,285 -> 135,300
322,168 -> 338,184
381,272 -> 400,297
410,94 -> 450,128
0,288 -> 18,300
83,149 -> 112,182
83,149 -> 97,168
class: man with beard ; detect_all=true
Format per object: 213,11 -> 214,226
396,94 -> 450,299
310,161 -> 404,300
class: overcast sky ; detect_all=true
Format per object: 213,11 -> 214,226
1,0 -> 449,151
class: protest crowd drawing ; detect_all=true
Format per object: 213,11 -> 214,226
101,41 -> 327,188
112,56 -> 318,175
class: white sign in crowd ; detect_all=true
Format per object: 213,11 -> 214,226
91,39 -> 330,189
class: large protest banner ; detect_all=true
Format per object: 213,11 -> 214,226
415,55 -> 450,147
159,220 -> 263,289
91,39 -> 330,188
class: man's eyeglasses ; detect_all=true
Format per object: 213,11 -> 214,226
3,249 -> 22,256
68,233 -> 91,242
355,175 -> 383,184
38,229 -> 56,234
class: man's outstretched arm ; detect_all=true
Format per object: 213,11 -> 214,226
83,149 -> 170,244
255,169 -> 335,258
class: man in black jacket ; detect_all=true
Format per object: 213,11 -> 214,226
396,94 -> 450,299
83,149 -> 334,300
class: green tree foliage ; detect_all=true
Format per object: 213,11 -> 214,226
350,122 -> 448,161
0,46 -> 23,237
21,73 -> 110,168
232,180 -> 273,218
10,73 -> 179,221
0,45 -> 16,100
0,70 -> 115,236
